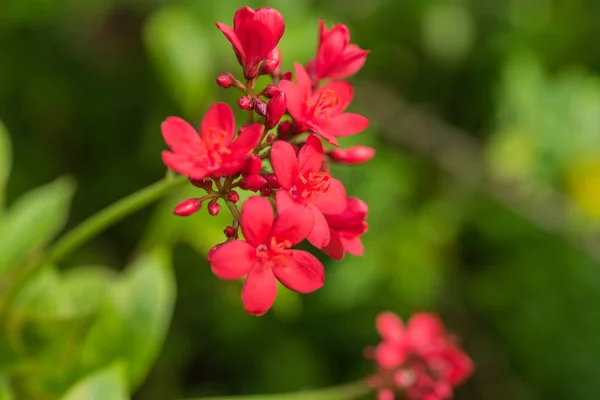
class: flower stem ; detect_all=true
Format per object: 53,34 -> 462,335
185,381 -> 369,400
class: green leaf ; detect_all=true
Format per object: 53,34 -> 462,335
0,119 -> 11,212
0,177 -> 76,278
0,374 -> 14,400
79,248 -> 175,390
60,362 -> 128,400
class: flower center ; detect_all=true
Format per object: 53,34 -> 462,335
289,172 -> 331,202
198,126 -> 231,168
256,237 -> 292,268
305,89 -> 340,119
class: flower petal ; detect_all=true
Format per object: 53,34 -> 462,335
340,235 -> 364,256
275,189 -> 297,214
274,250 -> 324,293
228,123 -> 263,158
271,140 -> 298,189
236,20 -> 274,65
322,230 -> 345,260
233,6 -> 255,31
161,117 -> 199,153
298,135 -> 324,175
306,205 -> 331,248
254,7 -> 285,50
161,151 -> 207,179
318,113 -> 369,138
278,80 -> 305,123
209,240 -> 256,280
306,121 -> 339,146
293,62 -> 312,99
312,178 -> 347,214
374,342 -> 407,369
408,313 -> 445,348
215,22 -> 246,62
376,312 -> 405,341
271,204 -> 314,246
317,81 -> 354,112
241,196 -> 273,247
242,265 -> 277,316
200,102 -> 236,143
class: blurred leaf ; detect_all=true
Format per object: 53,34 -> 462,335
60,362 -> 128,400
0,119 -> 11,213
79,248 -> 175,390
0,375 -> 14,400
0,177 -> 75,278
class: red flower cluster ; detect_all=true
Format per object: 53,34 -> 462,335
366,312 -> 473,400
160,6 -> 372,316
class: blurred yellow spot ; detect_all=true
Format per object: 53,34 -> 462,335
565,160 -> 600,220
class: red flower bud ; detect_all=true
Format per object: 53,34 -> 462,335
238,96 -> 253,111
226,191 -> 240,203
216,72 -> 235,88
173,198 -> 202,217
265,173 -> 281,189
239,174 -> 267,192
280,71 -> 292,81
328,145 -> 376,165
208,200 -> 221,216
262,84 -> 280,98
259,47 -> 281,76
253,98 -> 267,116
224,226 -> 236,238
241,154 -> 262,176
265,91 -> 286,130
277,120 -> 292,139
189,178 -> 213,191
266,133 -> 277,143
260,187 -> 272,197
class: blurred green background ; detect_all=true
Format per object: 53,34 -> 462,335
2,0 -> 600,399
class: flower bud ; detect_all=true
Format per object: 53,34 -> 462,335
265,173 -> 281,189
173,198 -> 202,217
226,191 -> 240,203
277,120 -> 292,139
238,96 -> 253,111
262,84 -> 280,98
241,154 -> 262,176
244,65 -> 259,80
328,146 -> 376,165
280,71 -> 292,81
266,133 -> 277,143
208,200 -> 220,216
260,187 -> 272,197
239,174 -> 267,192
253,98 -> 267,117
216,72 -> 235,88
224,226 -> 236,238
265,91 -> 287,130
259,47 -> 281,76
189,177 -> 213,191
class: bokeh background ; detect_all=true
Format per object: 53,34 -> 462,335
2,0 -> 600,399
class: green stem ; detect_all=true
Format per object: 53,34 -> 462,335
45,175 -> 187,264
185,381 -> 369,400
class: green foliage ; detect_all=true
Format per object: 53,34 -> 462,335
60,363 -> 128,400
0,120 -> 11,213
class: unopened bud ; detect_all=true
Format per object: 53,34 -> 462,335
238,96 -> 253,111
244,65 -> 259,80
208,200 -> 221,216
241,154 -> 262,176
265,91 -> 287,130
328,145 -> 376,165
266,133 -> 277,143
253,98 -> 267,116
262,84 -> 280,98
216,72 -> 235,88
224,226 -> 236,238
239,175 -> 267,192
173,198 -> 202,217
277,120 -> 292,139
189,177 -> 213,191
280,71 -> 292,81
260,187 -> 272,197
259,47 -> 281,76
226,191 -> 240,203
265,173 -> 281,189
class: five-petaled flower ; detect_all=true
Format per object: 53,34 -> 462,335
161,103 -> 262,181
216,7 -> 285,79
322,197 -> 368,260
271,135 -> 347,248
368,312 -> 473,400
208,196 -> 325,316
306,19 -> 370,84
279,63 -> 369,146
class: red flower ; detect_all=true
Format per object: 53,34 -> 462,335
216,7 -> 285,79
208,196 -> 325,316
306,19 -> 370,83
322,197 -> 368,260
161,103 -> 262,180
271,135 -> 347,248
367,312 -> 473,400
279,63 -> 369,146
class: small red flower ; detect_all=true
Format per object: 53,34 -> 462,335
368,312 -> 473,400
306,19 -> 370,83
279,63 -> 369,146
208,196 -> 325,316
271,135 -> 347,248
161,103 -> 262,180
216,7 -> 285,79
322,197 -> 368,260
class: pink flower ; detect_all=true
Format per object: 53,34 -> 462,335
279,63 -> 369,146
207,196 -> 325,316
322,197 -> 368,260
161,103 -> 262,180
306,20 -> 369,83
367,312 -> 474,400
271,135 -> 347,248
216,7 -> 285,79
